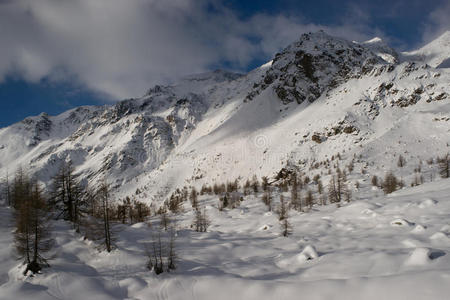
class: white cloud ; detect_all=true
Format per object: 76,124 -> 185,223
422,1 -> 450,43
0,0 -> 375,100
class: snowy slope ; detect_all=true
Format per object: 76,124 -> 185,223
402,31 -> 450,68
0,176 -> 449,299
361,37 -> 399,64
1,30 -> 450,300
0,31 -> 449,204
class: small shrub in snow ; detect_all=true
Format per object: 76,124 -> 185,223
382,172 -> 399,194
193,207 -> 211,232
147,225 -> 177,275
397,155 -> 406,168
371,175 -> 378,187
281,218 -> 292,237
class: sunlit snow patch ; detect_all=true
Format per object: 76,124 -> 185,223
297,245 -> 319,262
404,247 -> 431,266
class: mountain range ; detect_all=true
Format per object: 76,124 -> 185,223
0,30 -> 449,203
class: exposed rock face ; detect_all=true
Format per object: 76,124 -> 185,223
247,31 -> 390,104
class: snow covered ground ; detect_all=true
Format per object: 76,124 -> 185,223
1,177 -> 449,299
0,30 -> 450,299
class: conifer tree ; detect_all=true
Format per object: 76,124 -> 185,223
261,176 -> 269,191
96,178 -> 113,252
290,173 -> 300,210
397,155 -> 406,168
13,173 -> 52,275
261,187 -> 272,211
251,175 -> 259,193
383,172 -> 398,194
167,225 -> 177,271
147,223 -> 177,275
328,168 -> 348,203
190,187 -> 198,210
193,207 -> 210,232
305,189 -> 314,209
49,161 -> 85,232
281,218 -> 292,237
277,194 -> 288,221
438,153 -> 450,178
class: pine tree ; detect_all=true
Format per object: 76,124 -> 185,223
243,179 -> 251,195
133,200 -> 150,223
328,176 -> 339,203
290,173 -> 300,210
328,168 -> 348,203
193,207 -> 210,232
261,187 -> 272,211
97,179 -> 113,252
167,225 -> 177,271
13,173 -> 52,275
190,187 -> 198,210
317,180 -> 323,195
148,230 -> 164,275
438,153 -> 450,178
397,155 -> 406,168
147,223 -> 177,275
12,167 -> 29,210
49,161 -> 85,232
159,208 -> 170,231
281,218 -> 292,237
251,175 -> 259,193
305,189 -> 314,209
383,172 -> 398,194
277,194 -> 288,221
371,175 -> 378,187
261,176 -> 269,191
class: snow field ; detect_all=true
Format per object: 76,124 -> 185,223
0,177 -> 449,299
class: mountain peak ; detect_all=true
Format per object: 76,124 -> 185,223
363,37 -> 383,44
361,37 -> 398,64
247,31 -> 388,104
286,31 -> 354,54
421,30 -> 450,50
402,30 -> 450,68
435,30 -> 450,41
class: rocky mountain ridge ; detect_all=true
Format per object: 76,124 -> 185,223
0,31 -> 449,203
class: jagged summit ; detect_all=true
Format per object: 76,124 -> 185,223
246,31 -> 390,104
363,37 -> 383,44
361,36 -> 399,64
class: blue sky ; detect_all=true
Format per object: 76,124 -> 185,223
0,0 -> 449,128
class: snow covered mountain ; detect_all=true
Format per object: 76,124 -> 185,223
402,30 -> 450,68
0,31 -> 449,203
